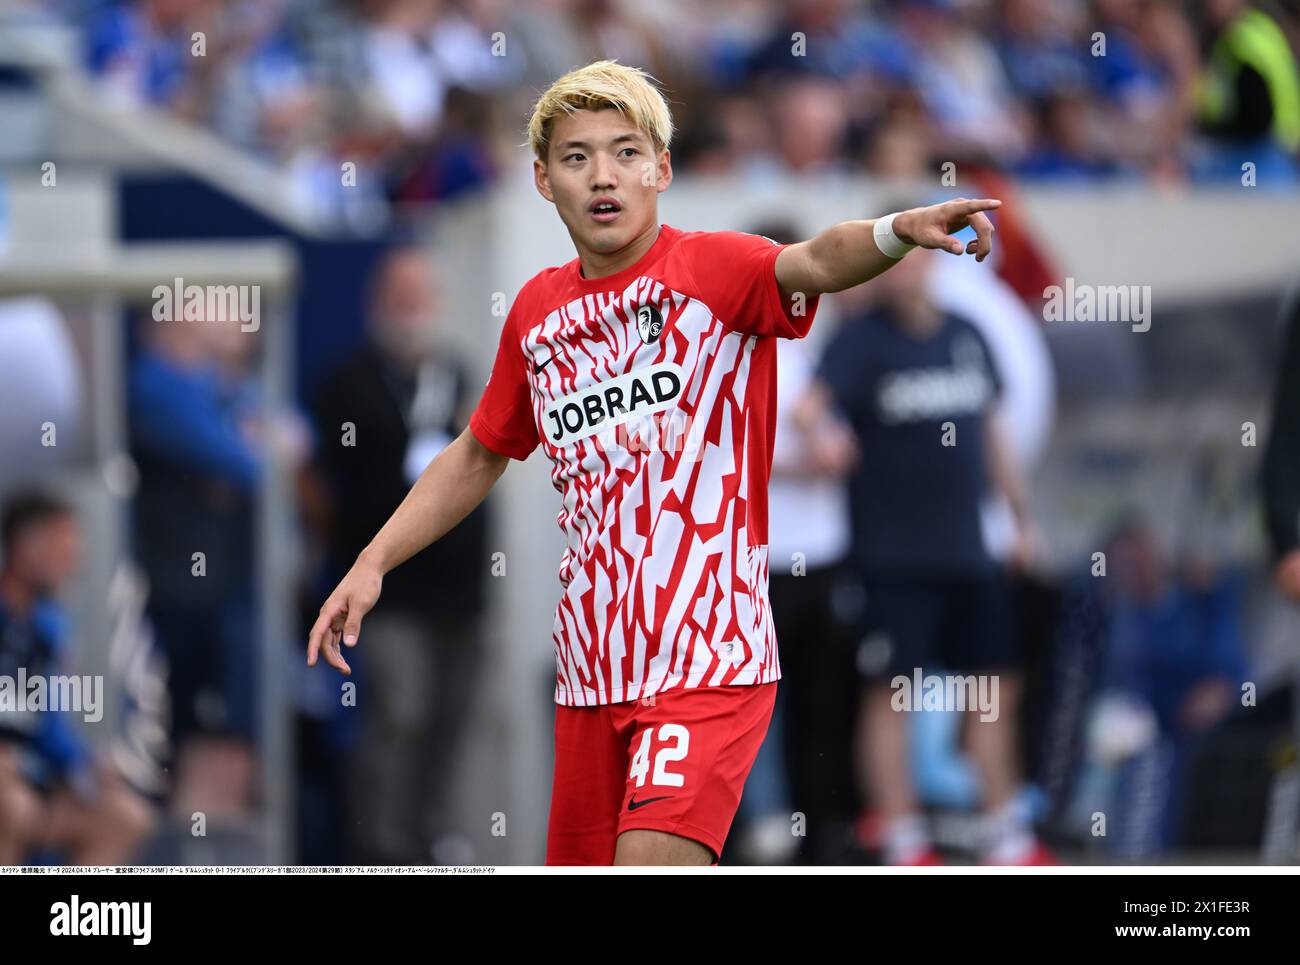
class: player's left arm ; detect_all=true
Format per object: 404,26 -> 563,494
774,198 -> 1002,300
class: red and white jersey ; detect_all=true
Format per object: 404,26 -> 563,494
469,224 -> 820,706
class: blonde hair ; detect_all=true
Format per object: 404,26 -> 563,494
527,60 -> 674,161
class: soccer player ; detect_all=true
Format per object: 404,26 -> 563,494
307,60 -> 1000,866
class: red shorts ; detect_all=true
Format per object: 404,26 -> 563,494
546,681 -> 777,865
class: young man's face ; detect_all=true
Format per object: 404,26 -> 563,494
534,108 -> 672,261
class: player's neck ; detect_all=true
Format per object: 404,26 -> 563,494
576,222 -> 661,280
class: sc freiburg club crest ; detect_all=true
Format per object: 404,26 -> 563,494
635,303 -> 664,344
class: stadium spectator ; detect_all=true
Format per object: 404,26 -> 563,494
0,491 -> 155,864
1094,515 -> 1250,857
84,0 -> 212,114
770,74 -> 855,174
1016,87 -> 1123,180
900,0 -> 1030,163
995,0 -> 1088,101
743,0 -> 889,82
128,313 -> 264,822
1194,0 -> 1300,181
311,245 -> 489,864
57,0 -> 1300,211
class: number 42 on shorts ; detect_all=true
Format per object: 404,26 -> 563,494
629,724 -> 689,787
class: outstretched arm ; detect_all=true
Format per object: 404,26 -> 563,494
307,426 -> 510,673
774,197 -> 1002,300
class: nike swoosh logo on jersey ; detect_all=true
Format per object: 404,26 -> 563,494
627,794 -> 672,811
533,353 -> 557,374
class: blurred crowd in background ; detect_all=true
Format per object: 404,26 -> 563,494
0,0 -> 1298,868
6,0 -> 1300,224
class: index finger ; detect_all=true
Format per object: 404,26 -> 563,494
949,197 -> 1002,217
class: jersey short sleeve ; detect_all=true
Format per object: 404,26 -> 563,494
684,231 -> 820,339
469,298 -> 539,461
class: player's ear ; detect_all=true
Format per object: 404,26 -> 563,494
656,149 -> 673,193
534,157 -> 555,204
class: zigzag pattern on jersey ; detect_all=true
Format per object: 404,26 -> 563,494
521,276 -> 777,706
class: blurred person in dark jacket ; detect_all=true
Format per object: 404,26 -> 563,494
312,245 -> 488,864
0,492 -> 155,864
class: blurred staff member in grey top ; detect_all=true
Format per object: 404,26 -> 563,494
1263,281 -> 1300,601
312,245 -> 488,865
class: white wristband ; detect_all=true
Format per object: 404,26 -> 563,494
873,212 -> 916,259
